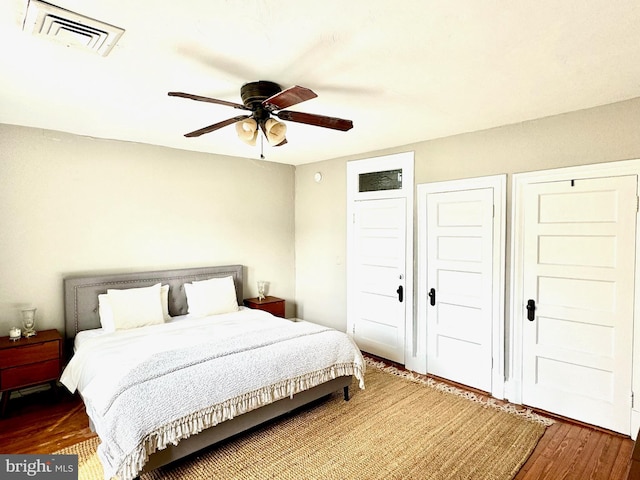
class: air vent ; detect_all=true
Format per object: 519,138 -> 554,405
23,0 -> 124,57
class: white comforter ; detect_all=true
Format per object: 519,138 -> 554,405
60,309 -> 365,480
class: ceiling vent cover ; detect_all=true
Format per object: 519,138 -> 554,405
23,0 -> 124,56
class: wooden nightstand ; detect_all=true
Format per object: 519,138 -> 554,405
0,329 -> 62,416
243,296 -> 286,318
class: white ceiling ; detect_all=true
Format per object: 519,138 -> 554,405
2,0 -> 640,165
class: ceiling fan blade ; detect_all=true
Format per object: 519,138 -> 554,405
168,91 -> 249,111
184,115 -> 251,138
276,110 -> 353,131
263,85 -> 318,111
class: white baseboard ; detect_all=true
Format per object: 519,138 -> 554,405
503,379 -> 522,405
631,410 -> 640,440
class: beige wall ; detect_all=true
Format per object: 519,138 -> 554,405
294,160 -> 348,330
3,96 -> 640,338
0,124 -> 296,334
295,96 -> 640,330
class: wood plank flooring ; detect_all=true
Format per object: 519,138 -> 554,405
0,381 -> 634,479
0,388 -> 94,454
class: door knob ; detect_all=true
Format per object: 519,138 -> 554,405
526,299 -> 536,321
396,285 -> 404,303
428,288 -> 436,306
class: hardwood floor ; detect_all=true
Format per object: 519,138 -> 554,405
0,382 -> 634,479
0,388 -> 94,454
515,421 -> 633,479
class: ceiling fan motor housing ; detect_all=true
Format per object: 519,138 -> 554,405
241,81 -> 282,110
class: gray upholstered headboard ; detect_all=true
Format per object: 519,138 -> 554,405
63,265 -> 243,344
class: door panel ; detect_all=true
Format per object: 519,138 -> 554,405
352,198 -> 406,363
426,188 -> 494,392
521,175 -> 636,434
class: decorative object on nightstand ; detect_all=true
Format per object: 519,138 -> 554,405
20,307 -> 37,337
257,281 -> 267,301
0,329 -> 62,416
244,296 -> 285,318
8,327 -> 21,341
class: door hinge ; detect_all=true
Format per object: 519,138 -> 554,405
492,204 -> 495,218
352,324 -> 356,335
636,196 -> 639,213
632,391 -> 635,409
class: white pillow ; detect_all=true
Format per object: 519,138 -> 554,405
99,284 -> 170,331
185,276 -> 239,317
100,283 -> 166,331
98,294 -> 116,332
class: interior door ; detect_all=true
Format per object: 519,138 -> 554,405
425,188 -> 494,392
352,197 -> 406,363
521,175 -> 636,434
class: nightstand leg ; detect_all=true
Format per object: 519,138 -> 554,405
0,390 -> 11,417
49,381 -> 60,403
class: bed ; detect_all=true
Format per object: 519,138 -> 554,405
61,265 -> 365,480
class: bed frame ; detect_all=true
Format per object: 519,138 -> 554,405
63,265 -> 352,477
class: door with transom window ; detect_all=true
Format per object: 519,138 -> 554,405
347,153 -> 414,365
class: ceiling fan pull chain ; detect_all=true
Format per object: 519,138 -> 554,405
260,133 -> 265,160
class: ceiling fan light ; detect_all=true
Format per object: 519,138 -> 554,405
236,118 -> 258,145
265,118 -> 287,145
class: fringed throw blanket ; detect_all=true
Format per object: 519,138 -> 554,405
61,310 -> 365,480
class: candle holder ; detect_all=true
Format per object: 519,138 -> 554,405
8,327 -> 21,341
20,308 -> 37,338
257,281 -> 266,301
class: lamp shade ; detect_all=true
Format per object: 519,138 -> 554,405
235,118 -> 258,145
264,118 -> 287,145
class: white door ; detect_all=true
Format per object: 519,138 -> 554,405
425,188 -> 495,392
347,152 -> 414,367
351,198 -> 406,363
521,175 -> 636,433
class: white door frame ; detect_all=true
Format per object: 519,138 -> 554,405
417,175 -> 506,398
347,152 -> 414,366
509,159 -> 640,438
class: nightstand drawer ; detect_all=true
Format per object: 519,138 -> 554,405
0,341 -> 60,369
257,302 -> 285,317
1,358 -> 60,390
244,296 -> 286,318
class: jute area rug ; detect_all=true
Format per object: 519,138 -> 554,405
56,361 -> 552,480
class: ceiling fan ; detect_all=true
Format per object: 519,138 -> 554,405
168,81 -> 353,147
